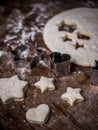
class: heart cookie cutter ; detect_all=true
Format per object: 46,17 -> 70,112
90,60 -> 98,86
50,52 -> 71,78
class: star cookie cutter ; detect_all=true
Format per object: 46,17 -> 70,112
90,60 -> 98,86
50,52 -> 71,78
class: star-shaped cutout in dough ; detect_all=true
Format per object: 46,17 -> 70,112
62,34 -> 72,42
34,76 -> 55,93
0,75 -> 28,103
75,41 -> 84,49
61,87 -> 84,106
77,32 -> 90,40
58,20 -> 77,33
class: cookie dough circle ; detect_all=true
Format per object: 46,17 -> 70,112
43,8 -> 98,67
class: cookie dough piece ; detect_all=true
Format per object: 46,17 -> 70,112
61,87 -> 84,106
34,76 -> 55,93
26,104 -> 50,124
0,75 -> 28,103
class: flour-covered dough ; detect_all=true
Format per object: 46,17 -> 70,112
26,104 -> 50,124
43,8 -> 98,67
0,75 -> 28,103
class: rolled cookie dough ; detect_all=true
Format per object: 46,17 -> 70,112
43,8 -> 98,67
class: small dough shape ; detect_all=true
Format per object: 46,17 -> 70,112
26,104 -> 50,124
0,75 -> 28,103
34,76 -> 55,93
61,87 -> 84,106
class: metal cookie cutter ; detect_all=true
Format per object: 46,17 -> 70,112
90,60 -> 98,86
50,52 -> 71,78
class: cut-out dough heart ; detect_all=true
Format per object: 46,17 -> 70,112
26,104 -> 50,124
43,8 -> 98,67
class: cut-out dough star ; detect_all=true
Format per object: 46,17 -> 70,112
75,41 -> 84,49
77,32 -> 90,40
61,87 -> 84,106
57,20 -> 77,33
34,76 -> 55,93
0,75 -> 28,103
62,34 -> 72,42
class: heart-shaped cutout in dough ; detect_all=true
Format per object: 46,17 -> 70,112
26,104 -> 50,124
